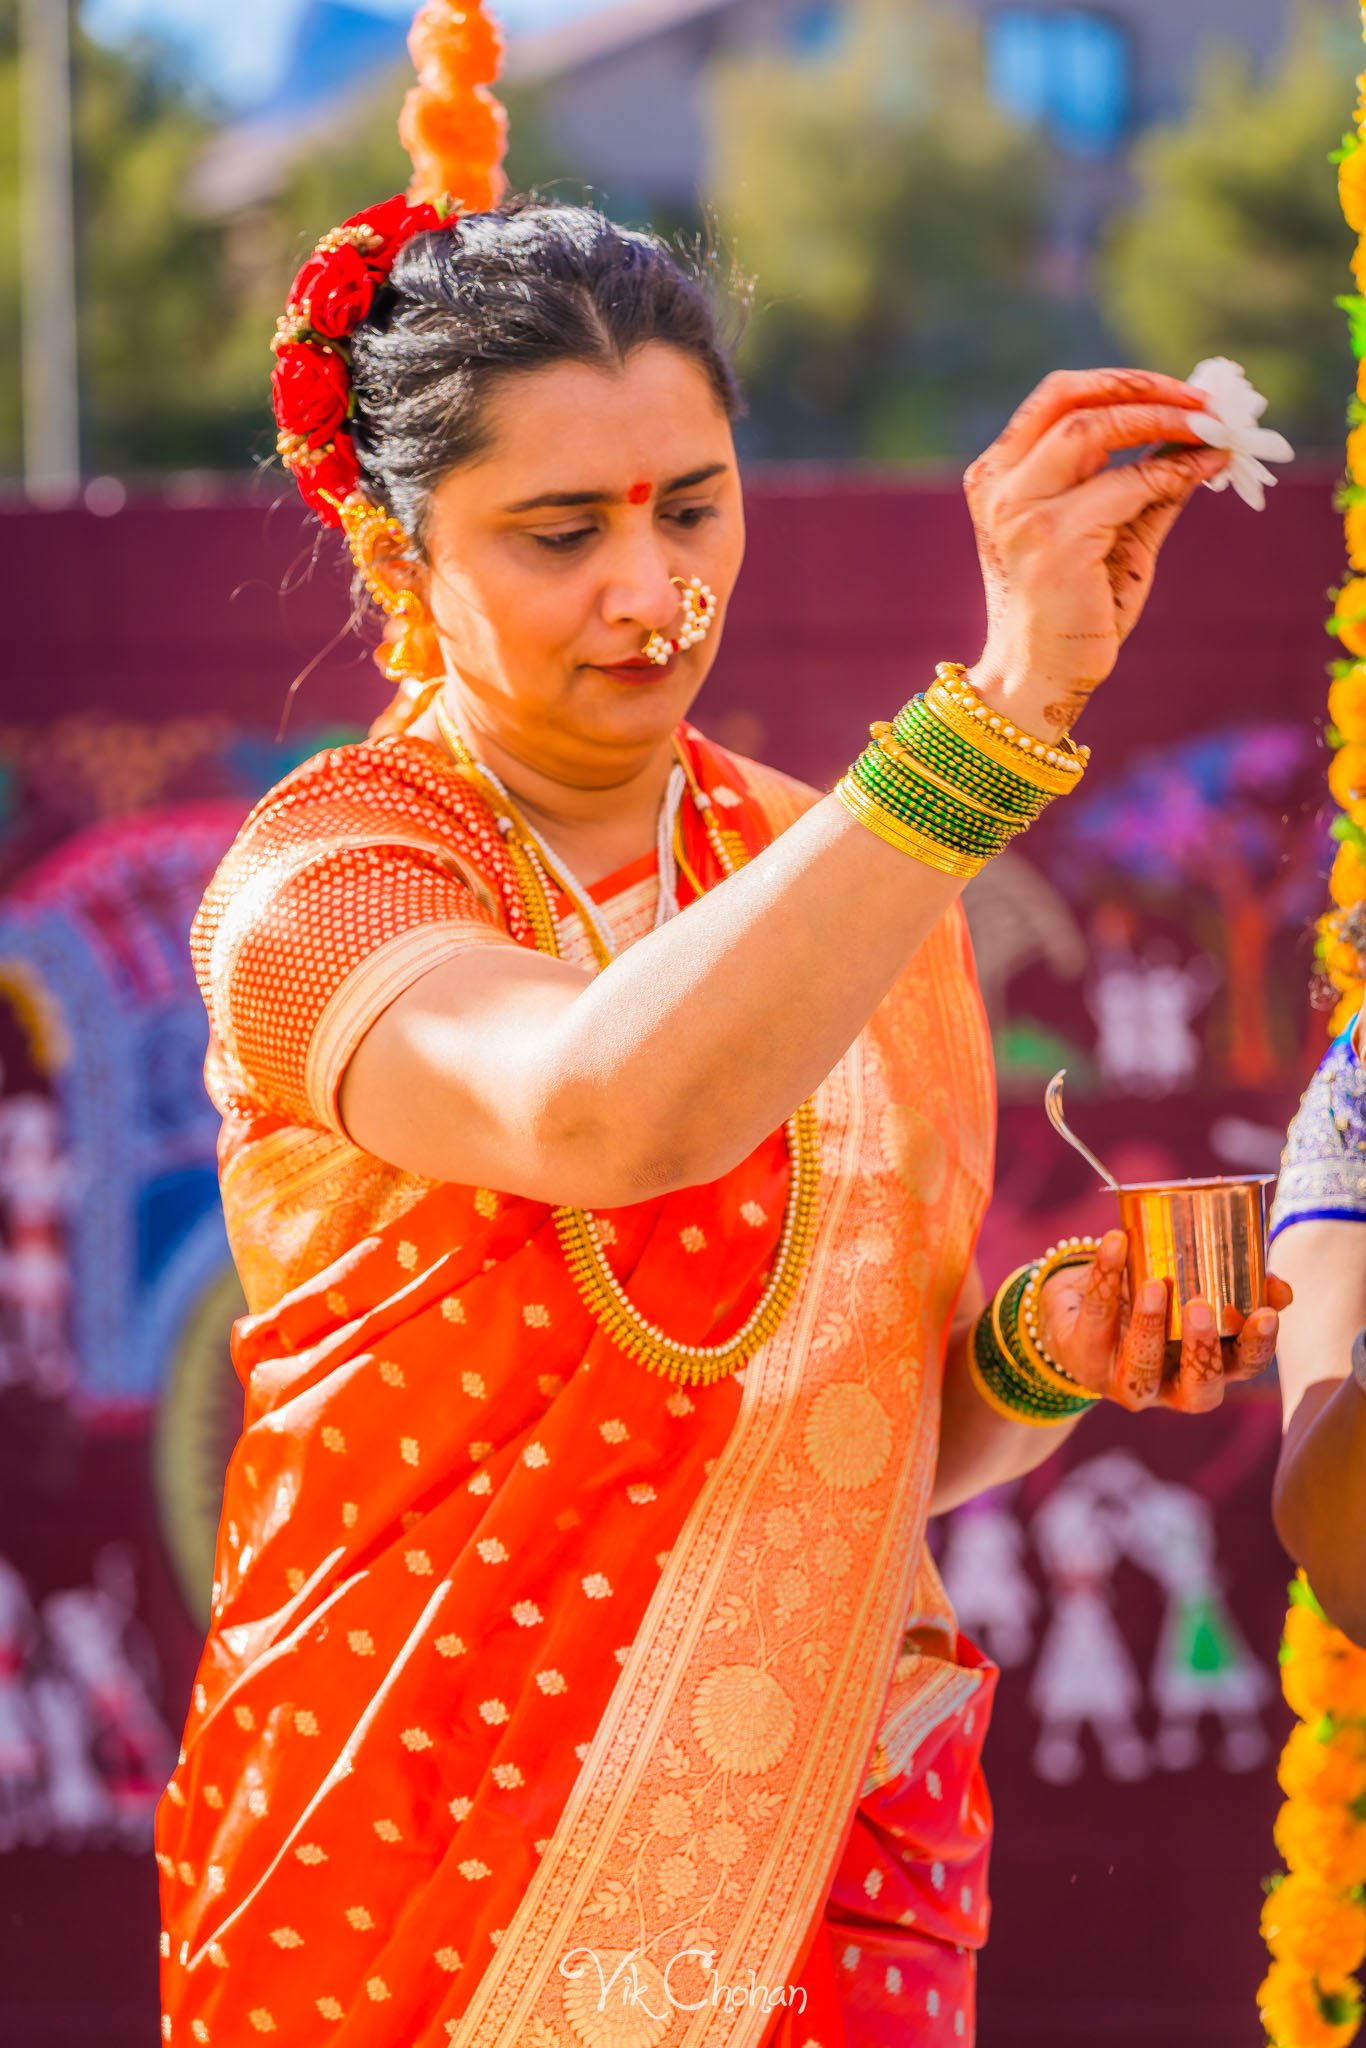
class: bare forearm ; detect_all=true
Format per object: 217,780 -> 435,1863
553,791 -> 965,1187
931,1303 -> 1087,1515
1274,1373 -> 1366,1646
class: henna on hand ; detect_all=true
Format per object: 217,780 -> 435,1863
1043,689 -> 1098,727
1115,1281 -> 1167,1407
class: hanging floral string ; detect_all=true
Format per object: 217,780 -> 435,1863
1323,3 -> 1366,1033
1259,1578 -> 1366,2048
1255,20 -> 1366,2047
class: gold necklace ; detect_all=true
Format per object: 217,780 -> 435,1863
431,694 -> 821,1386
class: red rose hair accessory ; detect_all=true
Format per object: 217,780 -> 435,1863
270,195 -> 453,525
271,0 -> 509,529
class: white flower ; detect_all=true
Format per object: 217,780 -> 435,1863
1185,356 -> 1294,512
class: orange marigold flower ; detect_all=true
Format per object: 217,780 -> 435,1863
1274,1798 -> 1366,1890
1259,1958 -> 1364,2048
1329,744 -> 1366,811
1334,577 -> 1366,657
1329,668 -> 1366,742
1332,987 -> 1366,1035
1323,939 -> 1366,985
1350,424 -> 1366,486
1279,1720 -> 1366,1808
1348,500 -> 1366,572
1342,147 -> 1366,235
1262,1873 -> 1366,1979
1282,1607 -> 1366,1720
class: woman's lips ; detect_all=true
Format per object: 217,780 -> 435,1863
594,655 -> 677,683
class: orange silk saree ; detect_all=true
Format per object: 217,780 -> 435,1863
155,711 -> 997,2048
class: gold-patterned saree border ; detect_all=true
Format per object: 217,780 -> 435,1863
452,909 -> 994,2048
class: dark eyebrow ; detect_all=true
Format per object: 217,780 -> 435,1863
500,463 -> 729,514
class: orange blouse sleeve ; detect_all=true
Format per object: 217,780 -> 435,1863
189,739 -> 525,1140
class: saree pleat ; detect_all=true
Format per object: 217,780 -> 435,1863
156,718 -> 997,2048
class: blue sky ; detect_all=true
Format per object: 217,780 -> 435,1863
85,0 -> 599,106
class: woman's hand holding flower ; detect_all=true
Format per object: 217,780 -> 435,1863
960,366 -> 1232,742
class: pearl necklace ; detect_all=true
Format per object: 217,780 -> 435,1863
430,694 -> 821,1385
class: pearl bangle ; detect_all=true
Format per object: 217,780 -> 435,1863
1015,1237 -> 1105,1398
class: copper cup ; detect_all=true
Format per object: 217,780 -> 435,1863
1114,1174 -> 1276,1365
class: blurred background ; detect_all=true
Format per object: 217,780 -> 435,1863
0,1 -> 1358,2043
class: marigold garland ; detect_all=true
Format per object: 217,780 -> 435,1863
1324,5 -> 1366,1033
1265,44 -> 1366,2037
1262,31 -> 1366,2039
1260,1577 -> 1366,2048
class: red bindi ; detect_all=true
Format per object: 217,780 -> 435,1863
625,480 -> 652,505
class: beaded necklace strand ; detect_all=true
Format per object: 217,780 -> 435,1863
431,696 -> 821,1386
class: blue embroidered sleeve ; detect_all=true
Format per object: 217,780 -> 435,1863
1268,1008 -> 1366,1244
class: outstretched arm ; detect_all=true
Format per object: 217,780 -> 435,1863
339,370 -> 1229,1199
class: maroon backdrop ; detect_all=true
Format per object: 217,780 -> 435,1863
0,466 -> 1345,2047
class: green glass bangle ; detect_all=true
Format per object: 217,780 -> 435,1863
850,777 -> 1007,861
850,750 -> 1012,857
893,700 -> 1052,819
988,1267 -> 1096,1418
970,1308 -> 1092,1425
864,736 -> 1025,829
897,699 -> 1054,813
833,772 -> 990,878
854,746 -> 1007,832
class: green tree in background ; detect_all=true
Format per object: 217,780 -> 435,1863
0,1 -> 264,475
75,26 -> 263,471
0,0 -> 599,481
1099,1 -> 1359,450
10,0 -> 1360,477
702,0 -> 1086,462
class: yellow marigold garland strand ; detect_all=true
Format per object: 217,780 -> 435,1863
1260,1578 -> 1366,2048
1324,3 -> 1366,1034
1259,28 -> 1366,2044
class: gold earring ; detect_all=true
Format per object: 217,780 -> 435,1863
337,493 -> 443,686
641,575 -> 718,666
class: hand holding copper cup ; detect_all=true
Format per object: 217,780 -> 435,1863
1039,1072 -> 1293,1410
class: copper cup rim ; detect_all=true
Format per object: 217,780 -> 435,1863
1113,1173 -> 1278,1197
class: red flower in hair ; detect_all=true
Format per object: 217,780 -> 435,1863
291,433 -> 362,527
271,191 -> 456,523
348,193 -> 447,266
290,241 -> 378,339
271,342 -> 350,449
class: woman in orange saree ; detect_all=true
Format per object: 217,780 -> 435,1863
158,711 -> 997,2046
154,19 -> 1288,2040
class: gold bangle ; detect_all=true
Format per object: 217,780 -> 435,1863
833,772 -> 989,879
968,1304 -> 1093,1427
868,724 -> 1031,828
1016,1238 -> 1106,1397
935,660 -> 1091,766
926,663 -> 1090,796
